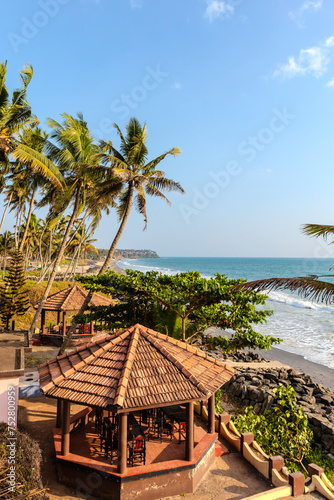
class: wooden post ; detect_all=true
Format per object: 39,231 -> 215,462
208,394 -> 215,434
118,413 -> 128,474
56,399 -> 64,428
185,402 -> 194,461
90,320 -> 94,335
61,400 -> 71,456
57,310 -> 61,324
62,311 -> 67,337
41,310 -> 46,331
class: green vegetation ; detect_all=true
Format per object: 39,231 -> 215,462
0,63 -> 183,337
92,248 -> 160,260
0,422 -> 48,498
75,269 -> 281,351
233,384 -> 313,473
0,251 -> 29,329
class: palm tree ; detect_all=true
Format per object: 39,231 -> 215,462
57,118 -> 184,355
29,113 -> 106,337
235,224 -> 334,304
98,117 -> 183,273
0,61 -> 37,171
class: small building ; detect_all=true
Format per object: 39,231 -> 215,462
38,324 -> 234,500
33,284 -> 113,346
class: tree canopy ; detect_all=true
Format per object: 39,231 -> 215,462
76,270 -> 281,352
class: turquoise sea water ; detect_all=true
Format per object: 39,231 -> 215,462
118,257 -> 334,370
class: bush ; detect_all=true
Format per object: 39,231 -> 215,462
233,384 -> 313,473
0,422 -> 48,498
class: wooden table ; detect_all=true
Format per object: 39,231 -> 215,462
162,405 -> 187,443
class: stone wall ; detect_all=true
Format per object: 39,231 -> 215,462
223,366 -> 334,456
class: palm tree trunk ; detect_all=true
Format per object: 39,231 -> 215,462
0,193 -> 13,234
3,231 -> 8,279
57,184 -> 134,355
63,248 -> 78,281
99,183 -> 134,274
29,183 -> 83,338
19,187 -> 36,252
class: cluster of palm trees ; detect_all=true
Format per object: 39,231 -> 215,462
0,61 -> 184,335
0,214 -> 98,280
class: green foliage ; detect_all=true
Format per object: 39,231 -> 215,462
306,447 -> 334,483
0,422 -> 48,498
75,269 -> 281,351
215,388 -> 225,414
0,250 -> 29,329
233,384 -> 313,472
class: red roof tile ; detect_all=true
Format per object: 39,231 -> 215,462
38,324 -> 234,411
33,284 -> 113,311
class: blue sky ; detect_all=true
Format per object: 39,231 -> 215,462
2,0 -> 334,258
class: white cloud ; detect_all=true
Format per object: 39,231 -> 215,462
204,0 -> 234,22
289,0 -> 322,28
130,0 -> 142,8
326,78 -> 334,87
172,82 -> 182,90
273,37 -> 334,79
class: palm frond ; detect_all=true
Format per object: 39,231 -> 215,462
144,182 -> 171,205
135,185 -> 147,228
143,148 -> 181,172
302,224 -> 334,241
12,144 -> 65,191
149,176 -> 185,193
234,277 -> 334,304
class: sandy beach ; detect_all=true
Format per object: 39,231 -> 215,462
259,346 -> 334,392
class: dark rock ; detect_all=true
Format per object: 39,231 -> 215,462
320,395 -> 333,406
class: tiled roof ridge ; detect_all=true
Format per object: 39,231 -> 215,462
139,327 -> 210,397
38,326 -> 137,370
113,326 -> 140,407
33,285 -> 73,309
142,325 -> 230,369
61,284 -> 86,310
40,329 -> 134,393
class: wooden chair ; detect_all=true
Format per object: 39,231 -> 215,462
158,415 -> 173,442
128,435 -> 146,466
94,408 -> 103,435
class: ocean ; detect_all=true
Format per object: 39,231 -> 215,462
117,257 -> 334,370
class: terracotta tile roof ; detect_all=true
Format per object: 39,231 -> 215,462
38,324 -> 234,411
33,284 -> 113,311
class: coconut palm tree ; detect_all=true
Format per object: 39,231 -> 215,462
235,224 -> 334,304
0,61 -> 37,171
98,117 -> 183,273
29,113 -> 106,337
57,118 -> 184,355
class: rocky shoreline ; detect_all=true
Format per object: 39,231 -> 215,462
200,345 -> 334,458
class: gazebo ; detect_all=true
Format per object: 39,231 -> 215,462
33,284 -> 113,338
38,324 -> 234,500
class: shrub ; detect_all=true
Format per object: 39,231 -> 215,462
233,384 -> 313,472
0,422 -> 48,498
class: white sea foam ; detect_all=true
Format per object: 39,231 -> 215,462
267,290 -> 334,313
117,257 -> 334,370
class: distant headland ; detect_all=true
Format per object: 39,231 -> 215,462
92,249 -> 160,260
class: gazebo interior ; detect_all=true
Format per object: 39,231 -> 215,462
38,324 -> 234,500
33,284 -> 113,340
